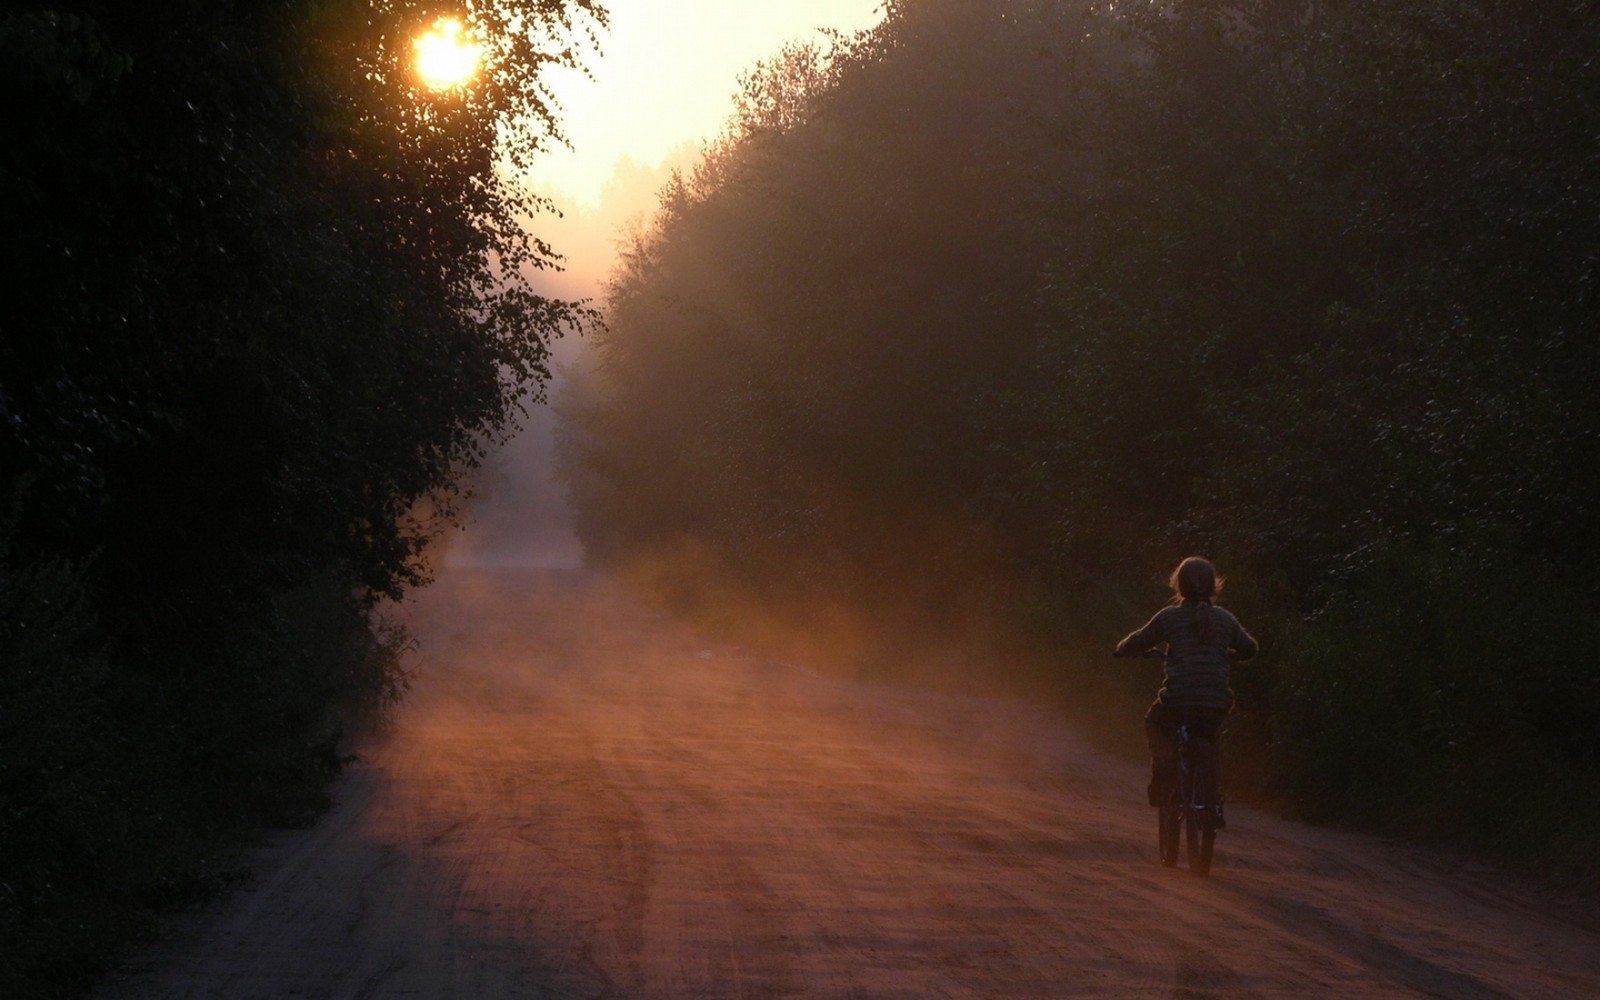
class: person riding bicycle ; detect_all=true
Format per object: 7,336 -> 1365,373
1114,556 -> 1258,811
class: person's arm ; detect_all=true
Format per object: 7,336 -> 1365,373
1229,619 -> 1259,661
1113,612 -> 1166,657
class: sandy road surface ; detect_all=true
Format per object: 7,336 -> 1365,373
99,569 -> 1600,999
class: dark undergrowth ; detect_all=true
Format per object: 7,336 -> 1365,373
0,532 -> 410,1000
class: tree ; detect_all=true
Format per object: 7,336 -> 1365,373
570,1 -> 1095,617
0,2 -> 605,994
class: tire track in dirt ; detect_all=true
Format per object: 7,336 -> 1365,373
97,568 -> 1600,999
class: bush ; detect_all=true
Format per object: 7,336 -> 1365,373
1263,537 -> 1600,877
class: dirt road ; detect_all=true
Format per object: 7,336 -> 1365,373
98,569 -> 1600,999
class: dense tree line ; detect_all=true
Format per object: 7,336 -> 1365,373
0,1 -> 601,994
568,0 -> 1600,879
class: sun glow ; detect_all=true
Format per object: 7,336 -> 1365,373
414,17 -> 482,91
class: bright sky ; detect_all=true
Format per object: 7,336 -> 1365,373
529,0 -> 887,210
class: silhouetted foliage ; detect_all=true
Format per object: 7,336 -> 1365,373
0,1 -> 602,994
568,0 -> 1600,881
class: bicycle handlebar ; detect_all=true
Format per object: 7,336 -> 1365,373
1111,646 -> 1243,660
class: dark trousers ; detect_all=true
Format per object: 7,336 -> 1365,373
1145,701 -> 1228,789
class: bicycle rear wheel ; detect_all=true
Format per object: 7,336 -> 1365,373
1184,814 -> 1214,875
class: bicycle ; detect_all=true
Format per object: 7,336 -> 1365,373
1120,647 -> 1225,875
1161,710 -> 1223,874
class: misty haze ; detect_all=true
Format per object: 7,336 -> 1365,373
6,3 -> 1600,999
437,341 -> 585,571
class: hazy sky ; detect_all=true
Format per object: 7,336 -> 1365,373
529,0 -> 887,210
449,3 -> 889,567
447,2 -> 897,566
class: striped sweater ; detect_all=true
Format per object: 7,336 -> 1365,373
1115,602 -> 1259,711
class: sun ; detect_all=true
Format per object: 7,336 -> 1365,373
414,17 -> 483,91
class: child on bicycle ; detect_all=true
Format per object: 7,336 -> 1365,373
1114,556 -> 1258,809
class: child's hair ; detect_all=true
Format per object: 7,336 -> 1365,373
1170,556 -> 1224,642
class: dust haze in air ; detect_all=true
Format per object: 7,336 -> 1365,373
430,1 -> 1050,705
434,0 -> 890,578
429,152 -> 693,571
